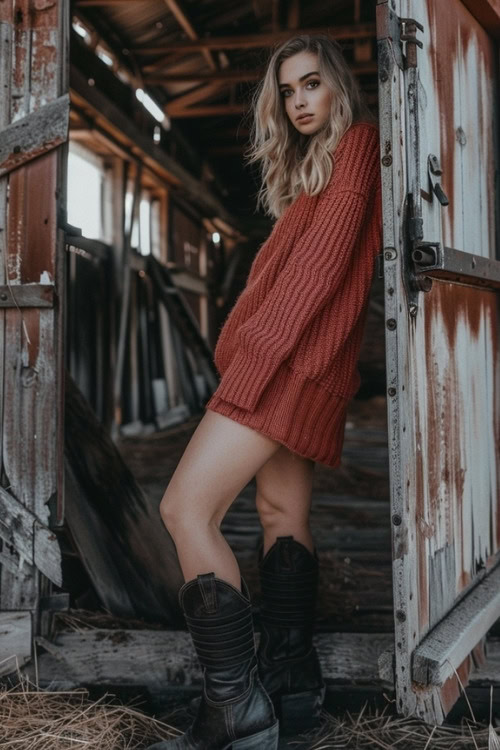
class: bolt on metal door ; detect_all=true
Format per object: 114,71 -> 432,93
377,0 -> 500,723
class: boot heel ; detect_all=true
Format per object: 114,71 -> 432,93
280,685 -> 325,734
232,720 -> 279,750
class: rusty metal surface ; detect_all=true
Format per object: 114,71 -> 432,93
379,0 -> 499,723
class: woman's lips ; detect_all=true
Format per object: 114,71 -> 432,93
297,114 -> 314,123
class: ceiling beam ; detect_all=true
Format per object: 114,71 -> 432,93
132,24 -> 377,54
166,82 -> 227,114
161,0 -> 217,71
144,60 -> 378,84
168,104 -> 248,118
146,69 -> 263,83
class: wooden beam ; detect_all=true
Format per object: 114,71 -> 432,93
0,284 -> 55,308
166,82 -> 227,114
145,69 -> 263,83
167,104 -> 248,118
413,564 -> 500,686
132,24 -> 377,54
32,630 -> 394,695
162,0 -> 217,70
144,60 -> 378,84
0,94 -> 70,177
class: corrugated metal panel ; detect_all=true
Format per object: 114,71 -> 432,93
378,0 -> 500,723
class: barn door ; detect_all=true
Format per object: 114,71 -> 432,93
377,0 -> 500,723
0,0 -> 69,671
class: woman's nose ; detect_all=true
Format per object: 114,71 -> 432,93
294,91 -> 306,108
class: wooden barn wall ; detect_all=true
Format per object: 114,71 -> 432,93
379,0 -> 500,723
0,0 -> 68,621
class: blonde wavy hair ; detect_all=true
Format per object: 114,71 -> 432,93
247,34 -> 375,218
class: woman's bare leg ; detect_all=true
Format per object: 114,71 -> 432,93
160,409 -> 282,589
255,445 -> 315,555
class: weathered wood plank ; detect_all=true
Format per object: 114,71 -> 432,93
413,564 -> 500,685
32,630 -> 394,694
3,305 -> 58,515
0,283 -> 54,307
0,94 -> 70,176
0,611 -> 32,677
0,0 -> 66,615
64,375 -> 183,622
0,486 -> 62,586
32,628 -> 500,714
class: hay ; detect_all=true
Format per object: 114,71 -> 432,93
300,705 -> 500,750
0,671 -> 179,750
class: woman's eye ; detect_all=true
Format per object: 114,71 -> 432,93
281,89 -> 293,97
306,79 -> 320,89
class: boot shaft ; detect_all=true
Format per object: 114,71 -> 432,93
258,536 -> 319,660
180,573 -> 257,701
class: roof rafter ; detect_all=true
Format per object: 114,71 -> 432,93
166,81 -> 228,114
144,60 -> 378,84
161,0 -> 218,71
132,24 -> 377,54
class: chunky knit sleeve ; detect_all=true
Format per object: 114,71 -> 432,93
215,124 -> 380,412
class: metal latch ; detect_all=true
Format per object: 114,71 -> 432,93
412,242 -> 500,291
428,155 -> 449,206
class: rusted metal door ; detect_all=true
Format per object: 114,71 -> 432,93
377,0 -> 500,722
0,0 -> 69,666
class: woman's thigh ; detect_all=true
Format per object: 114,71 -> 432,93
161,409 -> 282,526
255,444 -> 315,522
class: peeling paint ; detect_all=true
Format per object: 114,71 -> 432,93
385,0 -> 499,722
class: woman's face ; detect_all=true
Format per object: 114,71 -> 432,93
278,51 -> 332,135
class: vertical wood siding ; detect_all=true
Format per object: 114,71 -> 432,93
0,0 -> 67,608
378,0 -> 499,722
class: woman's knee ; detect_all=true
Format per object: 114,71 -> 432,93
159,480 -> 212,531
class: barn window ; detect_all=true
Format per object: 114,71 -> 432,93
67,142 -> 104,240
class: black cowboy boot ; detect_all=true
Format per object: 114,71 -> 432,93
146,573 -> 279,750
257,536 -> 325,735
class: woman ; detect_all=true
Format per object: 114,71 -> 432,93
148,34 -> 382,750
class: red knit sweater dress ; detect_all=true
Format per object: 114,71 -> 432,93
205,121 -> 382,468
